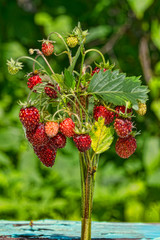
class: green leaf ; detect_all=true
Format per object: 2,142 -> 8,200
64,69 -> 76,89
127,0 -> 154,19
51,73 -> 64,88
90,117 -> 114,154
88,69 -> 149,110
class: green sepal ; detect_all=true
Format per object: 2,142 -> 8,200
90,117 -> 114,154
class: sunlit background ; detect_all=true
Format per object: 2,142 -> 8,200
0,0 -> 160,222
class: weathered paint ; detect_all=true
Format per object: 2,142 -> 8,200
0,220 -> 160,239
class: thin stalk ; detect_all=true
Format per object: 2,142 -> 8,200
79,152 -> 98,240
35,50 -> 55,75
84,48 -> 106,66
16,56 -> 49,75
47,32 -> 72,65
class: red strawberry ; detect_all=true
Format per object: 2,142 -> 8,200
19,107 -> 40,131
115,106 -> 132,117
31,123 -> 49,147
44,83 -> 58,99
27,75 -> 42,91
34,145 -> 56,167
92,67 -> 107,76
114,118 -> 133,138
49,133 -> 66,149
42,42 -> 54,56
26,129 -> 36,143
73,134 -> 91,152
45,121 -> 59,137
59,118 -> 75,138
115,136 -> 137,158
93,105 -> 114,125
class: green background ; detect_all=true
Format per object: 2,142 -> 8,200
0,0 -> 160,222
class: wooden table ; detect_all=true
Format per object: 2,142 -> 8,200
0,220 -> 160,239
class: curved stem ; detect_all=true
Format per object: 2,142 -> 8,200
35,49 -> 55,75
84,48 -> 106,66
16,56 -> 49,75
47,32 -> 72,65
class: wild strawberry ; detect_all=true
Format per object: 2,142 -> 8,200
66,36 -> 78,48
59,118 -> 75,138
73,134 -> 91,152
115,105 -> 132,117
44,83 -> 58,99
42,42 -> 54,56
27,75 -> 42,91
45,121 -> 59,138
93,105 -> 114,125
7,58 -> 23,75
19,107 -> 40,131
115,136 -> 137,158
114,118 -> 133,138
34,145 -> 56,167
26,129 -> 36,143
31,123 -> 49,147
136,102 -> 147,116
91,67 -> 107,76
49,133 -> 66,149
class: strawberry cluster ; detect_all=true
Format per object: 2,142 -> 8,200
93,104 -> 136,158
19,107 -> 67,167
13,25 -> 147,169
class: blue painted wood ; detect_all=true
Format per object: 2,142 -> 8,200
0,220 -> 160,239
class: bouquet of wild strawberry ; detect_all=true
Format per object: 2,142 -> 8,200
7,23 -> 149,240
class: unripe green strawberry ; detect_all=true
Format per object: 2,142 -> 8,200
7,58 -> 23,75
66,36 -> 78,48
136,102 -> 147,116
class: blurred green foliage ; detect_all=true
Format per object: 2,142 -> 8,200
0,0 -> 160,222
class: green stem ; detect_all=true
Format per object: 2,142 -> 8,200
77,46 -> 85,90
68,45 -> 81,72
16,56 -> 49,75
79,152 -> 98,240
48,32 -> 72,65
84,48 -> 106,66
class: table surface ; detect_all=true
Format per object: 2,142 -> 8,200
0,219 -> 160,240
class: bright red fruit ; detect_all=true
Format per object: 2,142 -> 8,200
27,75 -> 42,91
91,67 -> 107,76
19,107 -> 40,131
34,145 -> 56,167
93,105 -> 114,125
115,136 -> 137,158
31,123 -> 49,147
73,134 -> 91,152
42,42 -> 54,56
59,118 -> 75,138
44,83 -> 58,99
114,118 -> 133,138
49,133 -> 66,149
115,106 -> 132,117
